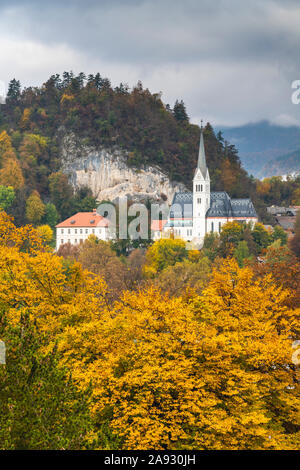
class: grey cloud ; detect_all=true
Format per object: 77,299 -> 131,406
1,0 -> 298,64
0,0 -> 300,126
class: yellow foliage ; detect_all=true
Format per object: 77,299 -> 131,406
20,108 -> 31,129
0,158 -> 24,190
60,93 -> 75,105
187,249 -> 202,262
0,131 -> 13,157
26,190 -> 45,224
57,258 -> 300,450
256,179 -> 271,196
144,238 -> 188,276
0,214 -> 299,450
36,224 -> 53,245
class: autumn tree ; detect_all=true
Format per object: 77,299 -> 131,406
250,243 -> 300,310
0,131 -> 14,161
26,190 -> 45,224
144,238 -> 189,277
154,257 -> 211,297
77,236 -> 128,302
57,259 -> 299,450
0,158 -> 24,190
221,158 -> 236,193
36,224 -> 54,246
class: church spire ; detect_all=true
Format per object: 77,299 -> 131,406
195,123 -> 208,179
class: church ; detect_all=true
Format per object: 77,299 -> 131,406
153,129 -> 258,245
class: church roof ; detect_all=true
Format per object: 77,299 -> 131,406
169,192 -> 193,218
206,192 -> 232,217
195,129 -> 208,179
168,191 -> 257,219
230,198 -> 257,218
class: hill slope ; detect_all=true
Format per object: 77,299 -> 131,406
0,72 -> 268,224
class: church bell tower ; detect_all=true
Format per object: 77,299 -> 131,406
192,125 -> 210,242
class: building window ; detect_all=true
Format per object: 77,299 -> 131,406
80,239 -> 83,243
85,229 -> 88,234
68,239 -> 70,243
61,239 -> 64,244
75,239 -> 77,244
211,222 -> 214,232
80,229 -> 83,234
61,229 -> 64,234
68,229 -> 70,234
75,229 -> 77,234
197,198 -> 201,204
219,222 -> 221,233
92,229 -> 95,234
201,184 -> 203,191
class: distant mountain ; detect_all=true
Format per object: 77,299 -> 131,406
216,121 -> 300,178
261,148 -> 300,178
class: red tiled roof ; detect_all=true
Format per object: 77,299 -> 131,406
151,219 -> 167,231
56,211 -> 109,228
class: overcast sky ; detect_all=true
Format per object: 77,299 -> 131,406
0,0 -> 300,127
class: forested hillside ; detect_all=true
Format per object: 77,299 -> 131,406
0,72 -> 299,226
1,74 -> 300,450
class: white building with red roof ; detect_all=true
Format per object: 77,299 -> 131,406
56,209 -> 110,250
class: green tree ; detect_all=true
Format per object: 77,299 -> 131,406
42,203 -> 59,229
6,79 -> 21,104
271,225 -> 288,246
0,316 -> 92,449
0,185 -> 15,211
173,99 -> 189,122
234,240 -> 250,267
202,232 -> 220,261
219,221 -> 244,257
252,223 -> 271,254
48,172 -> 73,219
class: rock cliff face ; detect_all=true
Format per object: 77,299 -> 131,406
60,132 -> 186,204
